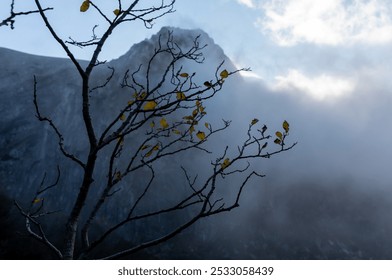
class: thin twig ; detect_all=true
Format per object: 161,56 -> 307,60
0,0 -> 53,29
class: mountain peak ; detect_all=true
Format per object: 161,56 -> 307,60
113,26 -> 233,71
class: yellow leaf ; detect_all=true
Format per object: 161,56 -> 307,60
189,125 -> 195,134
183,115 -> 194,121
196,100 -> 201,107
172,129 -> 181,135
204,122 -> 210,129
196,131 -> 206,141
33,198 -> 42,204
144,101 -> 157,110
120,114 -> 126,121
141,145 -> 151,150
80,1 -> 90,12
251,118 -> 259,125
176,91 -> 186,100
220,69 -> 229,79
152,144 -> 159,151
145,144 -> 159,157
160,118 -> 169,129
274,138 -> 281,144
113,9 -> 120,16
275,131 -> 283,140
221,158 -> 230,170
192,108 -> 198,117
179,73 -> 189,78
127,100 -> 134,106
138,91 -> 147,100
283,120 -> 289,133
150,121 -> 155,128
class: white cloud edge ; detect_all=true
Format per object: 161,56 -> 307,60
273,69 -> 356,101
256,0 -> 392,46
236,0 -> 257,9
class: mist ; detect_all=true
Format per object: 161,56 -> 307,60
183,42 -> 392,259
1,26 -> 392,259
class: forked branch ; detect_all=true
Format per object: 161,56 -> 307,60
0,0 -> 53,29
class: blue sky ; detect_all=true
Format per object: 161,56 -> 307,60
2,0 -> 392,185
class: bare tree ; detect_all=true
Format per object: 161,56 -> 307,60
3,0 -> 296,259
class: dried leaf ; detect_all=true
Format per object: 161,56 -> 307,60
160,118 -> 169,129
80,0 -> 90,12
145,150 -> 153,157
144,144 -> 159,158
204,81 -> 212,88
183,115 -> 194,121
140,145 -> 151,151
176,91 -> 186,100
113,9 -> 120,16
196,131 -> 206,141
220,69 -> 229,79
33,198 -> 42,204
143,101 -> 157,110
137,91 -> 147,100
251,118 -> 259,125
152,144 -> 159,151
283,120 -> 289,133
80,0 -> 90,13
221,158 -> 230,170
179,73 -> 189,78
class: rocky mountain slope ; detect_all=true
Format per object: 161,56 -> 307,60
2,27 -> 392,260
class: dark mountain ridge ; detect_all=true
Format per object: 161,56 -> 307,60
1,27 -> 392,260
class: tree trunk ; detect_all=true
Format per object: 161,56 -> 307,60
63,152 -> 97,259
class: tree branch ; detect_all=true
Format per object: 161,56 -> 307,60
33,76 -> 86,169
14,201 -> 63,259
0,0 -> 53,29
34,0 -> 86,78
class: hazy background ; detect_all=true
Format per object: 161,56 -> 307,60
1,0 -> 392,259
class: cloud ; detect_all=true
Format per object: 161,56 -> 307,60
257,0 -> 392,46
240,70 -> 263,79
236,0 -> 257,8
273,69 -> 355,100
